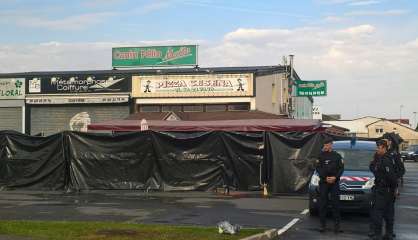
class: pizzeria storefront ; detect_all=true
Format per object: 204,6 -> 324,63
25,73 -> 131,136
132,73 -> 255,113
0,78 -> 25,132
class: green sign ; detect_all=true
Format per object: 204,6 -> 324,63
296,80 -> 327,97
112,45 -> 198,67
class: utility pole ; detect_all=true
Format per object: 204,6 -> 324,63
399,104 -> 404,123
413,111 -> 417,129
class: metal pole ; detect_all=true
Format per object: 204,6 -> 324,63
400,105 -> 404,123
289,55 -> 294,118
413,111 -> 417,129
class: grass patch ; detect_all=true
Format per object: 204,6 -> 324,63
0,220 -> 264,240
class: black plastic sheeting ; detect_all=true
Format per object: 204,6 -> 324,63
0,131 -> 67,190
0,130 -> 331,193
264,132 -> 324,193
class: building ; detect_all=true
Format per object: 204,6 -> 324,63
0,65 -> 314,135
0,78 -> 25,132
325,116 -> 418,147
131,66 -> 293,116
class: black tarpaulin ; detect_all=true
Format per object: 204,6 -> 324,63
66,131 -> 156,190
0,130 -> 326,193
0,131 -> 66,190
150,131 -> 263,191
265,131 -> 324,193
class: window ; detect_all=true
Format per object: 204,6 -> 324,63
228,103 -> 250,111
205,104 -> 227,112
162,105 -> 182,112
140,105 -> 160,112
183,105 -> 203,112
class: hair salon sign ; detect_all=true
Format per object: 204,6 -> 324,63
132,74 -> 253,97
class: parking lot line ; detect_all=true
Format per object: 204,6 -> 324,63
277,218 -> 300,236
300,209 -> 309,215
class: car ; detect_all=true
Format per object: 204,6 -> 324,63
400,145 -> 418,162
309,140 -> 376,215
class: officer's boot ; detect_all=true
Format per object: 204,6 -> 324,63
334,221 -> 342,234
368,222 -> 375,238
319,221 -> 326,233
382,234 -> 394,240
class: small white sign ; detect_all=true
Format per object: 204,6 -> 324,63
29,78 -> 41,93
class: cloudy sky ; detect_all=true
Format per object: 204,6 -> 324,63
0,0 -> 417,124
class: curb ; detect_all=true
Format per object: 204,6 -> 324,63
240,228 -> 278,240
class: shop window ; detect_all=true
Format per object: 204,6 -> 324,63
183,105 -> 203,112
228,104 -> 250,111
162,105 -> 182,112
205,104 -> 227,112
140,105 -> 160,112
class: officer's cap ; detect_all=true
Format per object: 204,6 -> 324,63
376,139 -> 388,148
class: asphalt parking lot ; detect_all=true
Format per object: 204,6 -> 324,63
0,162 -> 417,240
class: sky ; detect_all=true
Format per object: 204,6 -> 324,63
0,0 -> 417,125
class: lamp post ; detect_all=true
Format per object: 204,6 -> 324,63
399,105 -> 404,123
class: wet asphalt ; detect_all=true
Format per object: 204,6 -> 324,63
0,162 -> 417,240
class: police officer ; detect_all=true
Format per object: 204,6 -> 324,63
316,136 -> 344,233
382,133 -> 405,239
382,133 -> 405,186
370,140 -> 398,240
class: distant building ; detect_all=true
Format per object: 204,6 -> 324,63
325,116 -> 418,148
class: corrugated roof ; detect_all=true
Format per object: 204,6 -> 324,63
126,110 -> 287,121
0,65 -> 288,77
88,118 -> 324,132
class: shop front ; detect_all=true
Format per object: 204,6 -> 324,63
132,73 -> 255,113
25,74 -> 131,135
0,78 -> 25,132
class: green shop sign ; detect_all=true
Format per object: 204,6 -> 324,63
296,80 -> 327,97
112,45 -> 198,67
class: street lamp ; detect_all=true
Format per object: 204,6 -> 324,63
399,105 -> 404,123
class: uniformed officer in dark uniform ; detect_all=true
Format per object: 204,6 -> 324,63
382,133 -> 405,239
382,133 -> 405,187
369,140 -> 398,240
316,136 -> 344,233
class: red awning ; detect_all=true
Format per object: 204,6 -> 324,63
88,119 -> 324,132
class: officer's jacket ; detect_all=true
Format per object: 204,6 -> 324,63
316,150 -> 344,184
388,150 -> 405,178
370,152 -> 398,190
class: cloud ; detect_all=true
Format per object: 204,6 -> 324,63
346,9 -> 408,16
337,24 -> 375,35
348,0 -> 380,6
224,28 -> 292,42
200,26 -> 418,119
83,0 -> 127,7
15,12 -> 116,30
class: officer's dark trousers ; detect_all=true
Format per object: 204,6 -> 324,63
372,188 -> 395,239
319,182 -> 340,226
